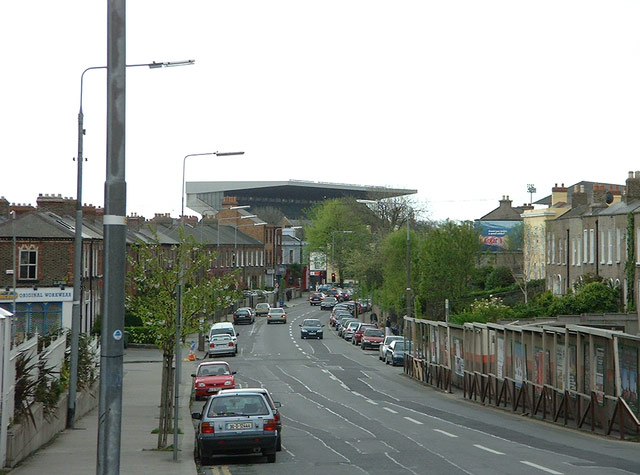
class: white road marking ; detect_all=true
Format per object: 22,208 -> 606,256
285,423 -> 350,463
404,416 -> 423,425
385,453 -> 421,475
383,407 -> 398,414
474,444 -> 504,455
433,429 -> 457,438
366,399 -> 378,405
520,461 -> 563,474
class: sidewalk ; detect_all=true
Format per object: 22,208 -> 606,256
8,347 -> 198,475
7,293 -> 310,475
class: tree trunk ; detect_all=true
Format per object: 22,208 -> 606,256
157,352 -> 174,449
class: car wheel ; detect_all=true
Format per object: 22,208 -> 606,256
319,335 -> 323,339
385,355 -> 390,365
277,435 -> 282,451
265,452 -> 276,463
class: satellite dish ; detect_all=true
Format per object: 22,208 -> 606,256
605,192 -> 613,204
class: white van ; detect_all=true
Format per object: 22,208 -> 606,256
206,322 -> 238,357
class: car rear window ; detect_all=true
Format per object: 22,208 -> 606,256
208,395 -> 269,417
210,328 -> 234,337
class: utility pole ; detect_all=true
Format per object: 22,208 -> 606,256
406,212 -> 411,320
97,0 -> 126,472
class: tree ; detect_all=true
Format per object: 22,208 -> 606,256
126,230 -> 238,448
415,220 -> 481,319
305,198 -> 369,284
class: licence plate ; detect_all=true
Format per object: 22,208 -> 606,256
308,332 -> 316,335
227,422 -> 252,430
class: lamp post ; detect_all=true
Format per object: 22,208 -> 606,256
176,151 -> 243,460
233,215 -> 258,250
71,60 -> 194,432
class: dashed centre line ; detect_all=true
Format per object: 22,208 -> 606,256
383,407 -> 398,414
404,416 -> 423,425
433,428 -> 457,438
474,444 -> 504,455
520,461 -> 563,474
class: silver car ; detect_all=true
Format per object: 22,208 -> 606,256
343,321 -> 360,341
207,334 -> 236,357
193,391 -> 278,464
379,335 -> 404,361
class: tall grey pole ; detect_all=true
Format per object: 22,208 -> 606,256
97,0 -> 126,472
406,213 -> 411,320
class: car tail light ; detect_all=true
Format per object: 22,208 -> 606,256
201,422 -> 215,434
264,419 -> 277,431
228,342 -> 234,347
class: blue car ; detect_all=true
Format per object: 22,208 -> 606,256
384,339 -> 412,366
299,318 -> 324,339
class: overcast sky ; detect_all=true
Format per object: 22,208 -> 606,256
3,1 -> 639,222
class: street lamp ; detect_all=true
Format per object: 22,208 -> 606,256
233,216 -> 258,250
176,151 -> 243,460
70,59 -> 194,431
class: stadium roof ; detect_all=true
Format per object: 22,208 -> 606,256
185,180 -> 417,219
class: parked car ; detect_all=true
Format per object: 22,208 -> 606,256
206,334 -> 237,358
192,391 -> 278,464
336,317 -> 355,337
233,307 -> 255,325
360,327 -> 385,350
385,339 -> 413,366
220,387 -> 283,451
320,297 -> 338,310
343,321 -> 360,341
352,323 -> 376,346
191,361 -> 237,400
379,335 -> 404,361
308,292 -> 324,306
255,302 -> 271,316
206,322 -> 239,357
299,318 -> 324,339
267,307 -> 287,324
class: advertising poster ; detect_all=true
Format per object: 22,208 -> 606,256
497,336 -> 504,379
584,343 -> 591,394
430,328 -> 437,364
514,342 -> 524,388
594,345 -> 605,404
568,345 -> 577,392
534,347 -> 544,387
620,346 -> 638,413
556,345 -> 565,390
476,220 -> 522,252
454,337 -> 464,377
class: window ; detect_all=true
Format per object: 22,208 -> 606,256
571,238 -> 576,266
551,238 -> 556,264
577,238 -> 582,267
608,230 -> 613,264
559,238 -> 564,265
589,229 -> 595,264
289,250 -> 294,263
602,231 -> 607,265
546,234 -> 551,264
583,230 -> 588,263
616,228 -> 621,263
19,249 -> 37,280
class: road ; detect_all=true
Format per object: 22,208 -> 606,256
189,302 -> 640,474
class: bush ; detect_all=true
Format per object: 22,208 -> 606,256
450,296 -> 514,324
125,326 -> 158,345
485,266 -> 515,290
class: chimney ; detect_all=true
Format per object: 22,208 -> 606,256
609,185 -> 622,205
592,184 -> 606,205
12,203 -> 36,216
0,197 -> 9,219
571,184 -> 587,208
625,171 -> 640,203
36,193 -> 76,217
499,195 -> 512,208
149,213 -> 174,226
183,216 -> 198,227
82,203 -> 97,225
222,196 -> 239,209
126,212 -> 146,232
551,183 -> 568,206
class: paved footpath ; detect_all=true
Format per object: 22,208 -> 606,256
8,346 -> 198,475
7,294 -> 312,474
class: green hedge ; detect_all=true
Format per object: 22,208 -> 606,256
124,326 -> 158,345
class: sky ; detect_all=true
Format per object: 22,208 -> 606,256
2,1 -> 640,222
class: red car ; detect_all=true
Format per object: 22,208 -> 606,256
360,327 -> 385,350
352,323 -> 376,346
191,361 -> 237,400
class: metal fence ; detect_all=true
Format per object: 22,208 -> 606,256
403,316 -> 640,440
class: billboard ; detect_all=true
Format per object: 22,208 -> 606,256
476,220 -> 522,252
309,252 -> 326,271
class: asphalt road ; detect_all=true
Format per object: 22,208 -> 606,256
189,302 -> 640,475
